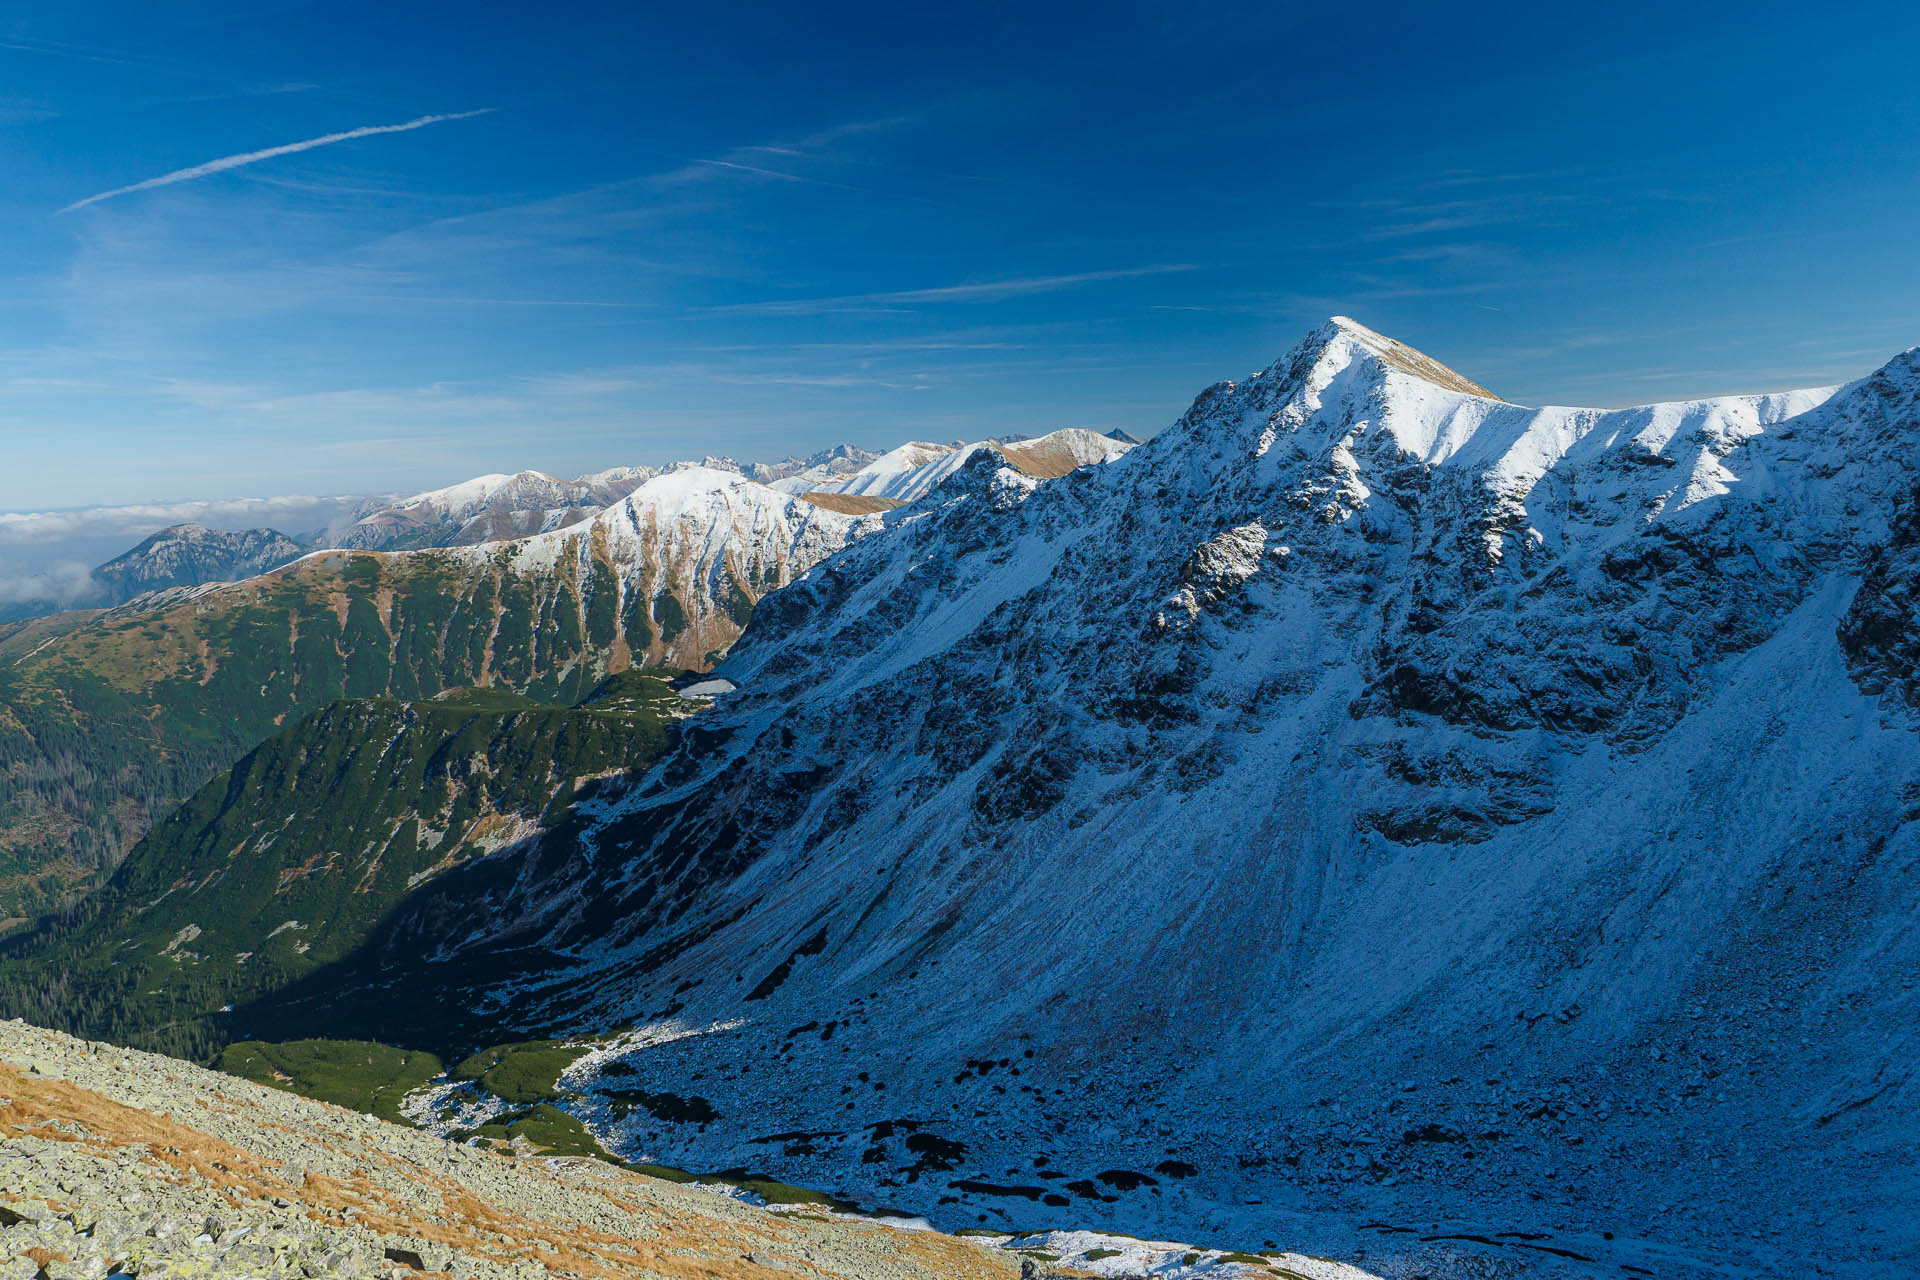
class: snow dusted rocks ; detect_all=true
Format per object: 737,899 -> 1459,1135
90,523 -> 307,603
252,320 -> 1920,1277
454,466 -> 890,668
1839,473 -> 1920,710
783,440 -> 968,500
335,466 -> 660,551
741,442 -> 885,489
791,426 -> 1128,498
775,429 -> 1134,502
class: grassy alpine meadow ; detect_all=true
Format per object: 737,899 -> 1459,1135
215,1039 -> 447,1126
450,1039 -> 597,1106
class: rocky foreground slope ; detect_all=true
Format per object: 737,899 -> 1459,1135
0,1019 -> 1024,1280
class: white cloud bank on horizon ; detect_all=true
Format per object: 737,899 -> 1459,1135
0,559 -> 98,607
0,494 -> 371,544
0,495 -> 378,610
60,109 -> 494,212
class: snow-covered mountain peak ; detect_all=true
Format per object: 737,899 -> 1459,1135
996,427 -> 1136,477
1162,315 -> 1516,470
619,464 -> 755,507
785,428 -> 1134,503
1150,317 -> 1920,573
486,465 -> 884,568
405,469 -> 555,509
334,466 -> 663,552
90,522 -> 307,603
812,441 -> 963,498
192,322 -> 1920,1272
451,464 -> 890,667
1324,313 -> 1501,399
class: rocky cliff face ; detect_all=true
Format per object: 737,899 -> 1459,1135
273,319 -> 1920,1277
1838,480 -> 1920,710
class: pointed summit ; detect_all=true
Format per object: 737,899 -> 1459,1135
1326,315 -> 1501,400
91,523 -> 306,604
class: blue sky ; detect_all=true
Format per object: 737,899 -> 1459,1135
3,0 -> 1919,516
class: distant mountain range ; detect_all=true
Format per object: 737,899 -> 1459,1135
90,523 -> 308,600
0,522 -> 314,621
2,437 -> 1134,625
772,429 -> 1133,504
331,466 -> 657,551
0,429 -> 1131,920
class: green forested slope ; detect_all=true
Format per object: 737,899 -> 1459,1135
0,547 -> 634,919
0,671 -> 679,1060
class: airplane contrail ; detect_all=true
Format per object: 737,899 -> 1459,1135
60,109 -> 494,212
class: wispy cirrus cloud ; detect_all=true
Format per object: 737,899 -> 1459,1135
0,34 -> 143,66
651,116 -> 915,189
644,115 -> 942,205
60,109 -> 495,212
1360,199 -> 1571,241
702,264 -> 1198,315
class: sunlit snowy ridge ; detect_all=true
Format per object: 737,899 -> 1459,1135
350,317 -> 1920,1278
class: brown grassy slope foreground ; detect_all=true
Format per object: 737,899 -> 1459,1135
0,1020 -> 1015,1280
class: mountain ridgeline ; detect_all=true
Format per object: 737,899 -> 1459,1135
333,467 -> 656,551
5,323 -> 1919,1276
45,320 -> 1918,1274
90,523 -> 309,602
0,471 -> 880,917
0,551 -> 590,919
